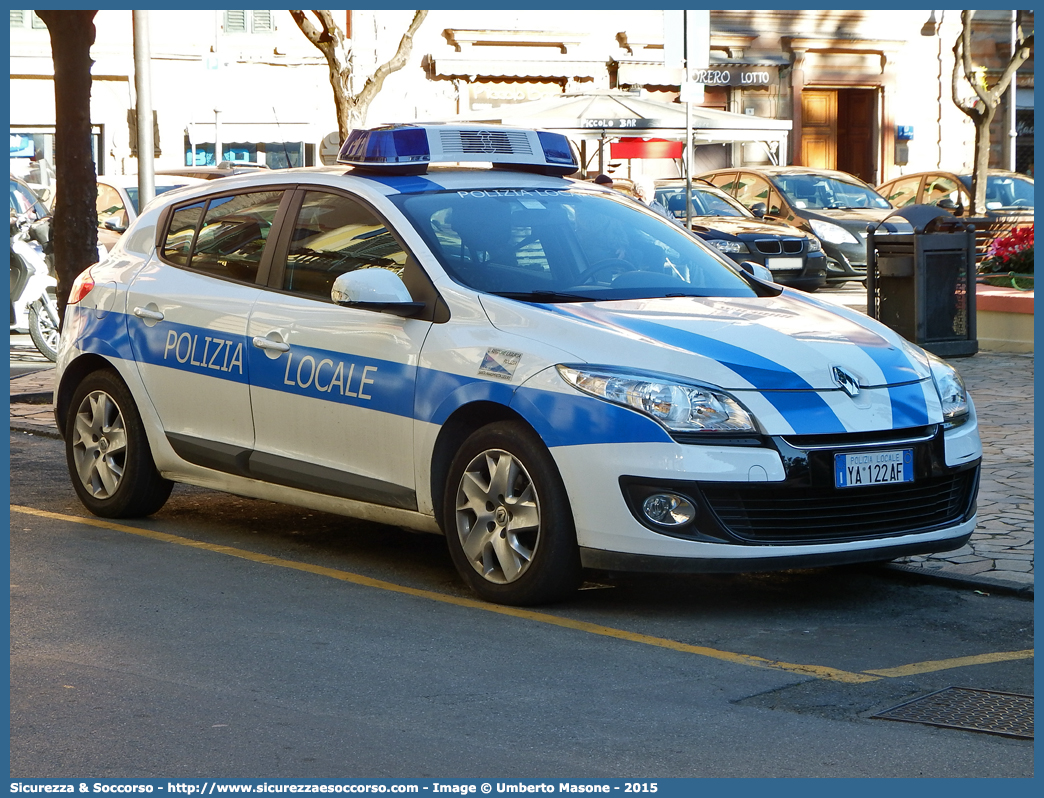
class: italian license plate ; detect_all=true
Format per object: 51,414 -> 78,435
834,449 -> 914,488
766,257 -> 803,271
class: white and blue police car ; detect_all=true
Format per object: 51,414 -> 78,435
56,123 -> 981,605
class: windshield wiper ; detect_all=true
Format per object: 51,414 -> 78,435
490,290 -> 595,303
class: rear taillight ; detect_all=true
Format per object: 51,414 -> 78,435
68,267 -> 96,305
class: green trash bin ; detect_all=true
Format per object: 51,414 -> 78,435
866,205 -> 978,358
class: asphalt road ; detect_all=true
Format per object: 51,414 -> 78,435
9,431 -> 1034,778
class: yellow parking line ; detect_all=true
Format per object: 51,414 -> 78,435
15,505 -> 1030,685
864,649 -> 1034,678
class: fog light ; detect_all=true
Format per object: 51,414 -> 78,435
641,493 -> 696,527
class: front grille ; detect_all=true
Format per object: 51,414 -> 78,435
753,238 -> 804,256
782,425 -> 938,449
698,470 -> 977,544
440,129 -> 533,156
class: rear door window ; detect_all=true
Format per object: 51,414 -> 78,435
161,191 -> 285,283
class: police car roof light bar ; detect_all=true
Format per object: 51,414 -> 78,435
337,124 -> 578,177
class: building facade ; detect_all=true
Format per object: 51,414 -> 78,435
9,9 -> 1033,193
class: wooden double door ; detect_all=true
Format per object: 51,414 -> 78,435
800,88 -> 877,184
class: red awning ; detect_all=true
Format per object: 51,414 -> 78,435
609,137 -> 683,159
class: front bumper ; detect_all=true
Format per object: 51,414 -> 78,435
553,420 -> 980,571
822,240 -> 868,282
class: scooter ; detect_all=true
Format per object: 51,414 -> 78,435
10,211 -> 60,362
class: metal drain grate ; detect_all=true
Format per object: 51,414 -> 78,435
873,687 -> 1033,739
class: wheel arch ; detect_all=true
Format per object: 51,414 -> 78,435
55,354 -> 121,438
429,400 -> 535,529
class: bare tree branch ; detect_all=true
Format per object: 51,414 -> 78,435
960,11 -> 990,108
356,11 -> 428,112
291,10 -> 426,141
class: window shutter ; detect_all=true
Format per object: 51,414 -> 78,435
10,10 -> 26,27
251,10 -> 273,33
225,10 -> 247,33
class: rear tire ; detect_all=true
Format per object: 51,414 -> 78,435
65,369 -> 173,518
28,300 -> 58,362
443,421 -> 582,605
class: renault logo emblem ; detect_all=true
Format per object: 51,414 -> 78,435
832,366 -> 861,397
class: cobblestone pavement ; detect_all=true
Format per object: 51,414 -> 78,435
10,343 -> 1033,598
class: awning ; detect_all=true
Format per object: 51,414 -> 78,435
428,57 -> 607,80
614,62 -> 684,86
610,138 -> 683,159
186,122 -> 316,143
445,89 -> 791,166
452,89 -> 791,143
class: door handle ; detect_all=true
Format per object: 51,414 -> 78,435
252,336 -> 290,353
133,306 -> 164,322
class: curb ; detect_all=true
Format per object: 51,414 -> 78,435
10,392 -> 53,405
881,562 -> 1034,599
10,420 -> 62,440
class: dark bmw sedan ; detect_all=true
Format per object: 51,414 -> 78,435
654,179 -> 826,292
698,167 -> 895,286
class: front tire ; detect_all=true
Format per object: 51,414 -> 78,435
443,421 -> 582,605
65,369 -> 173,518
28,300 -> 58,362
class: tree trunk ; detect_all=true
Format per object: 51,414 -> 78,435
970,106 -> 996,216
37,11 -> 99,327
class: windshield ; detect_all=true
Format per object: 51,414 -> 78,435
773,173 -> 891,211
957,174 -> 1034,209
125,184 -> 191,214
655,185 -> 749,219
390,188 -> 763,302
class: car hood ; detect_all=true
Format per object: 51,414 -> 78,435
803,207 -> 895,228
480,292 -> 928,393
691,216 -> 807,238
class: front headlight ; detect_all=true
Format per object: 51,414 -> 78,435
807,235 -> 822,252
556,365 -> 757,433
708,239 -> 750,255
809,219 -> 859,245
927,353 -> 969,421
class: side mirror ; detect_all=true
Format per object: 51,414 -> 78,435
739,260 -> 775,283
331,268 -> 426,317
749,202 -> 767,218
103,218 -> 127,233
936,198 -> 957,210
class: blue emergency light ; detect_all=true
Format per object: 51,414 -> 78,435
337,123 -> 579,176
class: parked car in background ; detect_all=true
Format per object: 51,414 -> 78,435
10,174 -> 51,222
876,169 -> 1034,261
96,175 -> 206,250
698,167 -> 895,287
156,161 -> 272,181
655,179 -> 826,291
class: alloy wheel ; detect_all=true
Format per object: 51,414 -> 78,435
71,390 -> 128,499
